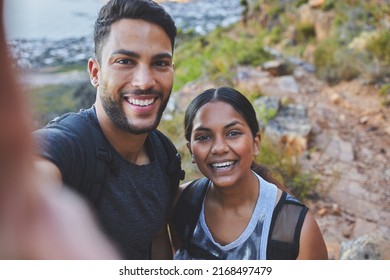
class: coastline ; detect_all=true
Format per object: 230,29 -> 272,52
7,0 -> 243,70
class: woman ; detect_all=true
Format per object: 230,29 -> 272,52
171,87 -> 328,260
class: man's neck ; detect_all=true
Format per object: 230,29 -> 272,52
94,102 -> 150,164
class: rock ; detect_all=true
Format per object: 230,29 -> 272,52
264,103 -> 312,153
359,116 -> 369,124
384,125 -> 390,136
171,79 -> 216,113
274,76 -> 300,94
308,0 -> 325,9
330,92 -> 341,104
340,234 -> 390,260
313,10 -> 334,41
253,96 -> 280,129
317,207 -> 328,216
235,66 -> 270,93
323,135 -> 354,162
261,60 -> 288,76
298,4 -> 315,25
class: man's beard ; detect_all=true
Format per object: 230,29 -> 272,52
100,88 -> 169,135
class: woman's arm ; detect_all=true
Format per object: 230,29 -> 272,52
297,211 -> 328,260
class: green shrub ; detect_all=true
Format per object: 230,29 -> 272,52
173,26 -> 272,90
379,84 -> 390,106
294,22 -> 316,44
29,84 -> 79,127
322,0 -> 335,11
257,136 -> 319,201
366,30 -> 390,66
314,38 -> 361,84
255,105 -> 278,126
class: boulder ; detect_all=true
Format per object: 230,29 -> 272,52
340,234 -> 390,260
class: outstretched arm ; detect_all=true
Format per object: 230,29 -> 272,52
0,1 -> 120,259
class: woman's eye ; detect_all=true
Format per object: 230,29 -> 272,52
195,135 -> 209,141
228,131 -> 241,137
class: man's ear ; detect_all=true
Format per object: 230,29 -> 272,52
88,58 -> 100,88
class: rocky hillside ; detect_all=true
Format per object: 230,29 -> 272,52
166,0 -> 390,259
20,0 -> 390,259
167,61 -> 390,260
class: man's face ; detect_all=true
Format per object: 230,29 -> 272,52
89,19 -> 174,134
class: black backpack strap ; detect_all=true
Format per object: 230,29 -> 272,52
294,202 -> 308,246
266,191 -> 308,260
172,178 -> 221,259
172,178 -> 209,244
151,129 -> 185,200
45,109 -> 114,205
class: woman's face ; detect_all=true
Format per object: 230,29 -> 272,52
188,101 -> 260,188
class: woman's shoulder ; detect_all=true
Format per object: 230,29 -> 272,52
175,178 -> 208,202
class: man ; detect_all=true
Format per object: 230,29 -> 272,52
34,0 -> 181,259
0,0 -> 119,259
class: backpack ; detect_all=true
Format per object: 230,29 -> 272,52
44,108 -> 185,206
172,178 -> 308,260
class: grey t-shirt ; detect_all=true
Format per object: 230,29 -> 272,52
34,107 -> 171,259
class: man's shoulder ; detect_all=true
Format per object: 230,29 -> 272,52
34,108 -> 101,153
149,129 -> 177,152
36,108 -> 97,136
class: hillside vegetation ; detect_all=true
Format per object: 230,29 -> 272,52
161,0 -> 390,197
174,0 -> 389,92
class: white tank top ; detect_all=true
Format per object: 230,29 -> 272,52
174,173 -> 278,260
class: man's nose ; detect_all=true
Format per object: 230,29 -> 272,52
132,66 -> 155,90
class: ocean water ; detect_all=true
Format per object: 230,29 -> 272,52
4,0 -> 243,41
4,0 -> 105,40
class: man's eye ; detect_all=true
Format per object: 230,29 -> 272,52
154,60 -> 170,67
116,59 -> 132,65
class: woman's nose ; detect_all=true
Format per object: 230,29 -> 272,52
211,136 -> 229,154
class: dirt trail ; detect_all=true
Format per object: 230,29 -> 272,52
282,68 -> 390,259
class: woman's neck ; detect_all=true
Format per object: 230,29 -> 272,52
207,171 -> 259,209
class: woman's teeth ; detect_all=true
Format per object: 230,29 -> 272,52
212,161 -> 235,168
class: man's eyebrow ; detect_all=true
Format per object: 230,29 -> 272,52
111,49 -> 172,60
111,49 -> 139,58
153,52 -> 173,60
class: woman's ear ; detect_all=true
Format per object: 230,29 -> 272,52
253,132 -> 261,157
186,141 -> 195,163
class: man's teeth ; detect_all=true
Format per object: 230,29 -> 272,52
212,161 -> 235,168
128,98 -> 154,106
